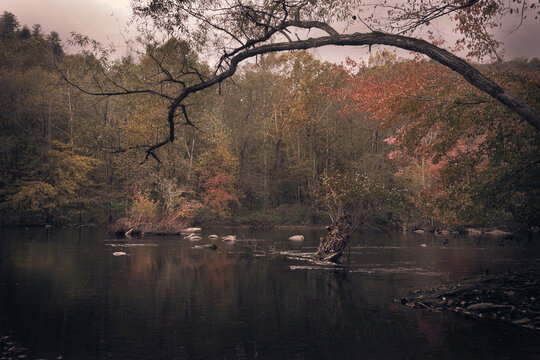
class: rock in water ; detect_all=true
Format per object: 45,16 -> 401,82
485,230 -> 512,236
181,227 -> 201,233
221,235 -> 237,242
113,252 -> 127,256
288,235 -> 304,241
208,234 -> 219,239
467,228 -> 482,236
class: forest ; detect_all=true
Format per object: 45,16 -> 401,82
0,9 -> 539,232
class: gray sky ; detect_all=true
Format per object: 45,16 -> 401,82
3,0 -> 539,62
3,0 -> 132,55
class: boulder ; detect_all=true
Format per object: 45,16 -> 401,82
221,235 -> 237,242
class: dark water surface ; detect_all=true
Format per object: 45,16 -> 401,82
1,227 -> 539,359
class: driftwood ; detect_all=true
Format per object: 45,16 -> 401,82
315,216 -> 354,263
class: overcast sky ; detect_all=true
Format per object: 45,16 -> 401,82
2,0 -> 539,63
3,0 -> 133,55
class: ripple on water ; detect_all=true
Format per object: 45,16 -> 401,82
351,246 -> 409,250
289,265 -> 344,271
104,243 -> 159,247
350,266 -> 448,276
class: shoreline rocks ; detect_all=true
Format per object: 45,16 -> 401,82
1,335 -> 28,359
400,268 -> 540,331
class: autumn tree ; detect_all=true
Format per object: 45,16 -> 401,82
0,17 -> 108,224
62,1 -> 540,159
336,55 -> 540,228
59,0 -> 540,257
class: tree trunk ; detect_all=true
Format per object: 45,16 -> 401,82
315,216 -> 353,263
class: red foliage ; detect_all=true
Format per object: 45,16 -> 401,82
201,173 -> 239,218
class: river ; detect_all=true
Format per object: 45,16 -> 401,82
1,227 -> 539,359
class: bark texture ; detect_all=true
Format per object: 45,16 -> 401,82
315,216 -> 354,263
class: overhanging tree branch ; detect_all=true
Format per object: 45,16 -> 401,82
55,62 -> 174,100
159,31 -> 539,157
68,3 -> 540,160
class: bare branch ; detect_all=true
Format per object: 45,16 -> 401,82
55,62 -> 174,100
142,30 -> 539,158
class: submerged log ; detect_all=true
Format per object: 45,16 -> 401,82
315,216 -> 353,263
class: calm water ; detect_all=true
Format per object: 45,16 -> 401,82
1,227 -> 539,360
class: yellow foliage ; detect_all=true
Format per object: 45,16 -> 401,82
130,188 -> 158,217
11,181 -> 57,211
48,140 -> 100,197
10,141 -> 99,216
175,199 -> 204,219
196,145 -> 238,182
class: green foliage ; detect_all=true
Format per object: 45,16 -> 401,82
234,203 -> 318,227
11,181 -> 56,213
0,12 -> 19,41
129,188 -> 159,218
8,141 -> 99,223
312,171 -> 409,229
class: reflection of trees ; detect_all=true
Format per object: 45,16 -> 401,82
323,271 -> 354,326
6,229 -> 534,359
205,256 -> 235,287
413,311 -> 444,351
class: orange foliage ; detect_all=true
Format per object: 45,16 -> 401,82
327,56 -> 540,223
201,173 -> 239,219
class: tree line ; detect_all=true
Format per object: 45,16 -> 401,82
0,10 -> 538,230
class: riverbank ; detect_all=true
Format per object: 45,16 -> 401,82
1,334 -> 29,359
400,267 -> 540,331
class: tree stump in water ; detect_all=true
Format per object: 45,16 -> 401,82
315,216 -> 353,263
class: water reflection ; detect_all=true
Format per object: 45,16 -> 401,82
0,227 -> 539,359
